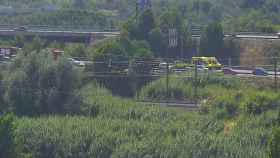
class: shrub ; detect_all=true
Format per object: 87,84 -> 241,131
0,113 -> 16,158
4,50 -> 82,116
242,92 -> 280,115
211,93 -> 240,119
270,127 -> 280,158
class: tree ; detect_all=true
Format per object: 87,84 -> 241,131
4,50 -> 81,116
0,113 -> 16,158
148,27 -> 165,57
137,9 -> 156,40
64,43 -> 87,58
23,36 -> 46,55
14,34 -> 25,48
270,127 -> 280,158
92,38 -> 127,60
130,40 -> 153,59
209,5 -> 222,22
200,23 -> 224,58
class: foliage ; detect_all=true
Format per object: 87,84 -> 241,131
64,43 -> 87,58
242,91 -> 280,115
3,50 -> 82,116
137,9 -> 156,40
1,0 -> 280,32
200,22 -> 224,58
12,105 -> 276,158
123,8 -> 193,58
139,73 -> 280,118
270,127 -> 280,158
0,113 -> 16,158
90,38 -> 127,60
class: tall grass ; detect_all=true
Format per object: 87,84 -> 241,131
8,75 -> 279,158
13,110 -> 276,158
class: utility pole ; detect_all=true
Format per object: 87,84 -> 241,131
166,56 -> 169,102
194,60 -> 198,106
180,35 -> 184,58
274,59 -> 278,92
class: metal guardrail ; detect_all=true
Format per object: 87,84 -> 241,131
0,24 -> 120,32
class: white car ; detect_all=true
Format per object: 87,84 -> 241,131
197,65 -> 209,71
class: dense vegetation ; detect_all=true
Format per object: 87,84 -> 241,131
1,0 -> 280,32
0,79 -> 279,158
0,0 -> 279,157
0,52 -> 279,157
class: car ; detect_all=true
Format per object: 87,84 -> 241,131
13,26 -> 27,31
197,65 -> 208,71
252,67 -> 268,76
222,68 -> 237,75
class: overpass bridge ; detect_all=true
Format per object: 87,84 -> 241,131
0,25 -> 279,45
0,26 -> 120,45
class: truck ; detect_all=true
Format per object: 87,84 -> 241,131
191,57 -> 222,70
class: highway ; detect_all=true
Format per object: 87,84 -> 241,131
0,26 -> 120,44
0,25 -> 279,40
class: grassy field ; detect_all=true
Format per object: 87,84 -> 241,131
9,77 -> 279,158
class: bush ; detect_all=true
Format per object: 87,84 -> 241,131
4,50 -> 82,116
242,92 -> 280,115
270,127 -> 280,158
211,93 -> 239,119
0,113 -> 16,158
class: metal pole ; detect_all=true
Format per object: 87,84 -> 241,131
274,60 -> 278,92
181,35 -> 184,58
194,61 -> 198,106
166,47 -> 169,105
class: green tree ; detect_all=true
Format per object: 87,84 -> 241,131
148,27 -> 165,57
23,36 -> 46,55
270,127 -> 280,158
200,22 -> 224,58
4,50 -> 81,116
92,38 -> 126,60
64,43 -> 87,58
130,40 -> 153,59
137,9 -> 156,40
0,113 -> 16,158
14,34 -> 25,48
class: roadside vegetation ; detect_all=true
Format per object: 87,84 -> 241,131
1,0 -> 280,32
0,1 -> 279,157
0,49 -> 279,157
138,73 -> 280,118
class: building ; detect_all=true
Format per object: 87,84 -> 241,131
0,46 -> 18,58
